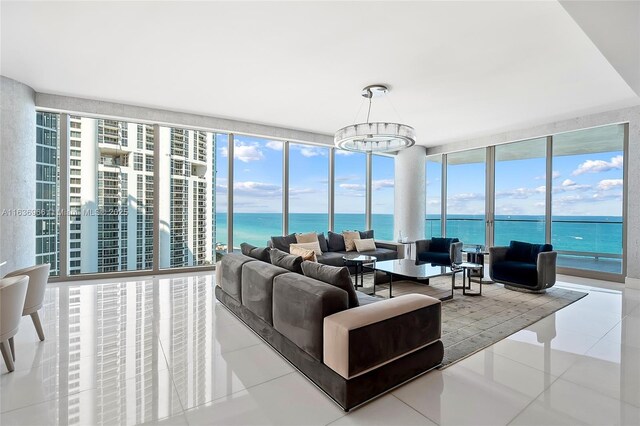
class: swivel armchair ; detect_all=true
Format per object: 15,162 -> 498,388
489,240 -> 557,293
415,237 -> 463,266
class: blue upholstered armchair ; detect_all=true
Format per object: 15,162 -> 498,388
415,237 -> 463,266
489,240 -> 557,293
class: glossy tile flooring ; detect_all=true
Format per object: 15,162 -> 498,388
1,272 -> 639,425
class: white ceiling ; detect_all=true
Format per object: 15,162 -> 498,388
1,1 -> 638,147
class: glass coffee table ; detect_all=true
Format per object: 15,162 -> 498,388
374,259 -> 458,300
343,254 -> 377,289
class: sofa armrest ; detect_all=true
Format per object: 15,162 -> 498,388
374,240 -> 405,258
537,251 -> 557,289
415,239 -> 431,255
489,246 -> 509,280
215,261 -> 222,288
450,242 -> 463,264
323,294 -> 441,379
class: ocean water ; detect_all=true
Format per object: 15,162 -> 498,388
215,213 -> 623,256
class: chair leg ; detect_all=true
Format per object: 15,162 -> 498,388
30,311 -> 45,341
0,340 -> 14,372
9,337 -> 15,361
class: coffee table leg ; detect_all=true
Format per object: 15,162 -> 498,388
389,273 -> 393,298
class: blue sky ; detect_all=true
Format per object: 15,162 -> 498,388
427,149 -> 624,217
215,135 -> 395,214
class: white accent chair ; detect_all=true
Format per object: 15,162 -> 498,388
0,275 -> 29,372
4,264 -> 50,341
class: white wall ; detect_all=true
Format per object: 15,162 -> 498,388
0,76 -> 36,273
427,105 -> 640,287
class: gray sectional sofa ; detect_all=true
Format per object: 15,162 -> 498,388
215,252 -> 444,411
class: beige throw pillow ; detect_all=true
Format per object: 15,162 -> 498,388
342,231 -> 361,252
290,245 -> 317,262
296,232 -> 319,244
354,238 -> 376,252
290,241 -> 322,256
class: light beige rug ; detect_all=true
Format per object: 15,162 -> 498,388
360,275 -> 587,367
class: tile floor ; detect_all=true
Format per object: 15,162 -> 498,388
1,271 -> 639,425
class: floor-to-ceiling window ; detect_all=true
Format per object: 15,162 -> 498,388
551,124 -> 625,274
371,154 -> 394,240
446,149 -> 486,246
494,138 -> 547,246
334,150 -> 366,232
425,155 -> 443,238
214,134 -> 228,260
232,136 -> 283,247
158,126 -> 216,269
288,143 -> 329,234
68,117 -> 155,274
36,112 -> 60,276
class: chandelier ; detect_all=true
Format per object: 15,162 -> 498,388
334,85 -> 415,153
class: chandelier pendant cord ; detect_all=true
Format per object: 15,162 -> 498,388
366,94 -> 373,124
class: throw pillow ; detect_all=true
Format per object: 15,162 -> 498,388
240,243 -> 271,262
354,238 -> 376,252
290,241 -> 322,256
270,233 -> 297,253
359,230 -> 374,240
327,231 -> 346,252
317,233 -> 329,253
296,232 -> 319,244
290,245 -> 317,262
342,231 -> 361,252
269,248 -> 304,274
301,261 -> 359,308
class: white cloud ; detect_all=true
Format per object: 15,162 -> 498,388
221,142 -> 265,163
265,141 -> 283,151
335,150 -> 354,156
289,187 -> 317,196
339,183 -> 365,191
553,179 -> 590,192
372,179 -> 394,190
496,186 -> 545,199
289,145 -> 327,158
449,193 -> 484,202
597,179 -> 623,191
233,181 -> 281,197
535,171 -> 561,180
572,155 -> 623,176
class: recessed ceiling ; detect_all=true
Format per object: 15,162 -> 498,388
1,1 -> 638,146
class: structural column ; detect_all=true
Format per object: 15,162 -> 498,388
394,146 -> 426,242
0,76 -> 37,273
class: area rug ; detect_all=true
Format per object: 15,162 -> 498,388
360,274 -> 588,368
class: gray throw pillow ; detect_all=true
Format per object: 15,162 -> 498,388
327,231 -> 346,252
270,233 -> 297,253
301,261 -> 359,308
317,233 -> 329,253
240,243 -> 271,263
269,248 -> 303,274
359,230 -> 374,240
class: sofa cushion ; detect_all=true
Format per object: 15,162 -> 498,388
357,247 -> 398,262
273,273 -> 349,361
418,251 -> 451,265
530,243 -> 553,264
506,240 -> 534,263
343,231 -> 361,252
492,260 -> 538,286
290,241 -> 322,256
220,253 -> 256,302
354,238 -> 376,252
296,232 -> 319,244
328,231 -> 346,252
290,245 -> 317,262
359,229 -> 374,240
301,261 -> 359,308
430,237 -> 458,253
269,248 -> 304,274
317,233 -> 329,253
241,261 -> 289,325
240,243 -> 271,263
316,251 -> 347,267
270,233 -> 297,253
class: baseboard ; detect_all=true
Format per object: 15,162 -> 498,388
625,277 -> 640,289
